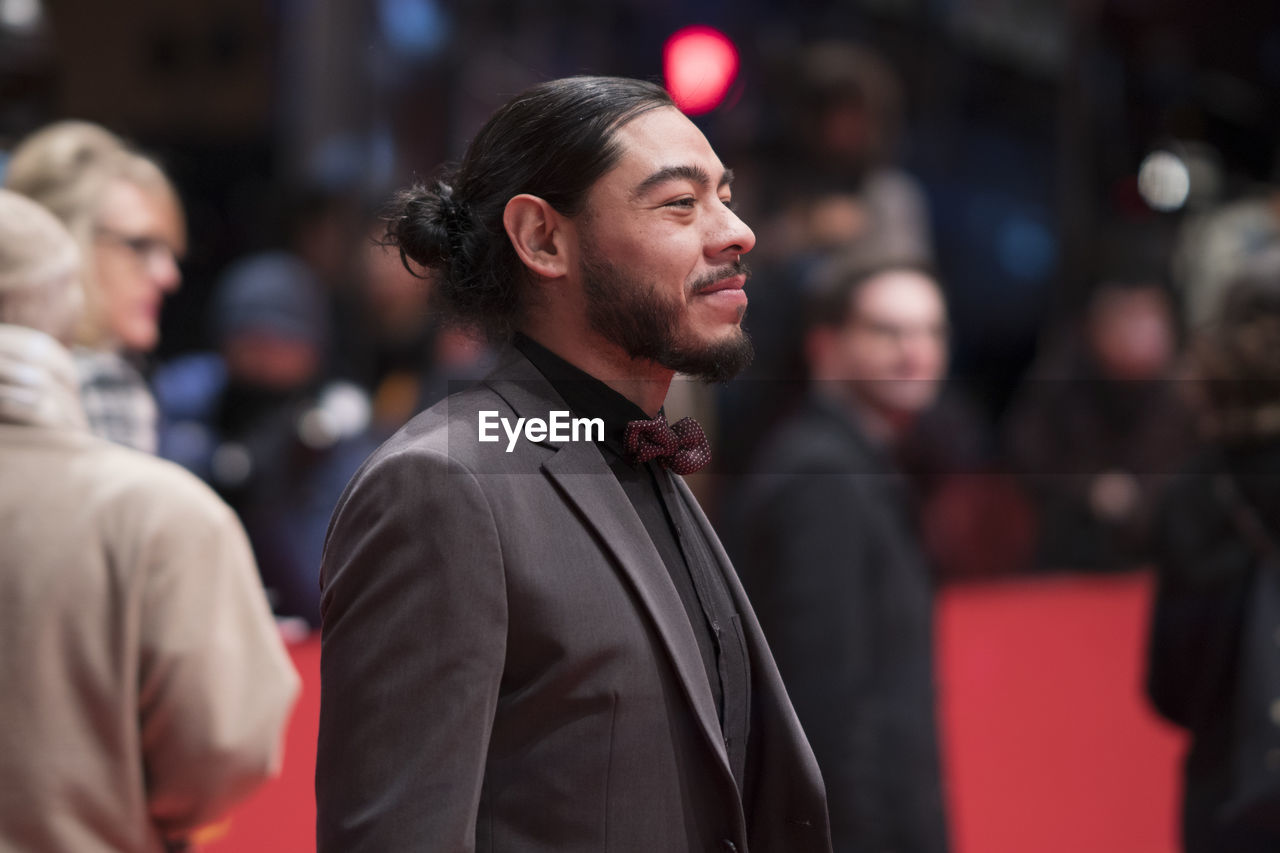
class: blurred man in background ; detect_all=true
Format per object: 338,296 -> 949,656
715,40 -> 933,490
346,221 -> 492,433
0,188 -> 298,852
765,41 -> 933,266
1006,267 -> 1198,572
155,250 -> 377,628
729,255 -> 951,853
4,120 -> 185,453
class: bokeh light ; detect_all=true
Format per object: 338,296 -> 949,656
1137,150 -> 1190,212
663,26 -> 739,116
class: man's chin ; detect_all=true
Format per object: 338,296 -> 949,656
863,386 -> 937,420
661,328 -> 754,383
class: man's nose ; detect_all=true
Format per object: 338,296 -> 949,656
712,205 -> 756,259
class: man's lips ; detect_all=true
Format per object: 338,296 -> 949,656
697,274 -> 747,295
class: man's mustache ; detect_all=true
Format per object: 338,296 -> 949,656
689,258 -> 752,295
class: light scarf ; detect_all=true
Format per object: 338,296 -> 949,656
0,323 -> 89,431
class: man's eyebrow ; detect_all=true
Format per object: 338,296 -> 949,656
631,165 -> 735,200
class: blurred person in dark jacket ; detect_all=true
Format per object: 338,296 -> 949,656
1005,272 -> 1199,572
1147,245 -> 1280,853
718,41 -> 933,487
763,40 -> 933,267
4,121 -> 185,454
0,189 -> 298,852
728,255 -> 950,853
155,251 -> 377,628
347,221 -> 492,434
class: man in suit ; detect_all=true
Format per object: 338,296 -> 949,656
728,255 -> 952,853
317,76 -> 833,852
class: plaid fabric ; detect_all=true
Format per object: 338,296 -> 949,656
72,348 -> 158,454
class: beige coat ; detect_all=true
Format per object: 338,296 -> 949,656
0,324 -> 300,852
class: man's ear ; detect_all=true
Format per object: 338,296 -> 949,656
503,194 -> 571,280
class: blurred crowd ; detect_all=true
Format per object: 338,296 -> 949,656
8,38 -> 1275,616
3,23 -> 1280,853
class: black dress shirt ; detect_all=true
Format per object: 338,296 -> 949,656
515,335 -> 752,794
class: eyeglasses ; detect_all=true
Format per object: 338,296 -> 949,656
95,227 -> 181,268
849,317 -> 950,345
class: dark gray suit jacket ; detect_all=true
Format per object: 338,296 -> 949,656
317,348 -> 832,853
727,394 -> 949,853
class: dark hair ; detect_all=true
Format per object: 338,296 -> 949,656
805,250 -> 939,331
384,76 -> 674,341
1193,245 -> 1280,443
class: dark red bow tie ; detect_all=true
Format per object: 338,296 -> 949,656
623,415 -> 712,475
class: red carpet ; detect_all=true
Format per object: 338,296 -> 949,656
206,571 -> 1187,852
938,571 -> 1186,853
203,638 -> 319,852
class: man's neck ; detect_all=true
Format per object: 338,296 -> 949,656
518,327 -> 673,418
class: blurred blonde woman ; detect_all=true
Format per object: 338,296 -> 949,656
4,120 -> 185,452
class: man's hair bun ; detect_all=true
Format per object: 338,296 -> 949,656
384,178 -> 466,271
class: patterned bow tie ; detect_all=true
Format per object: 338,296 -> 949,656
623,415 -> 712,475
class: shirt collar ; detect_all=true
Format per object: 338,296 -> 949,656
514,333 -> 654,457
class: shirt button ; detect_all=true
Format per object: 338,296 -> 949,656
720,841 -> 738,852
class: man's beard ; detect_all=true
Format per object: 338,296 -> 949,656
580,252 -> 754,383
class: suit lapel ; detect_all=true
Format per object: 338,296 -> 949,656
484,349 -> 731,774
542,446 -> 729,771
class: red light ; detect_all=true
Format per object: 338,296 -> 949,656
663,26 -> 739,116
